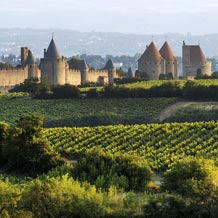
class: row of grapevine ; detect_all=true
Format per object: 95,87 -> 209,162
44,121 -> 218,171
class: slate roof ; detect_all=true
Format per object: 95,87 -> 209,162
104,59 -> 115,70
79,60 -> 89,70
45,38 -> 61,59
26,50 -> 35,65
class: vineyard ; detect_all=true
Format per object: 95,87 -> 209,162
166,102 -> 218,122
44,121 -> 218,171
0,95 -> 176,126
120,79 -> 218,89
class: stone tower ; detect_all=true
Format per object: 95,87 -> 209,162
138,42 -> 165,80
21,47 -> 29,68
79,60 -> 89,85
182,41 -> 212,78
40,38 -> 66,85
127,67 -> 134,78
159,41 -> 178,79
25,50 -> 39,79
104,59 -> 116,85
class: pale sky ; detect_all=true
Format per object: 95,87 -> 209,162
1,0 -> 218,34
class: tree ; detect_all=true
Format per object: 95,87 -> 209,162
2,114 -> 64,175
68,57 -> 81,70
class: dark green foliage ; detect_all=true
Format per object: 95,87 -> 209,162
52,84 -> 80,98
0,62 -> 14,70
162,158 -> 218,199
10,77 -> 51,96
68,56 -> 81,70
1,114 -> 64,175
0,122 -> 9,166
143,193 -> 215,218
114,77 -> 141,85
72,149 -> 152,192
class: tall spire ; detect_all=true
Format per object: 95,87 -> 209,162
25,50 -> 36,65
45,38 -> 61,59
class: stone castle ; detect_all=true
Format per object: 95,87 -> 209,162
0,38 -> 118,89
0,39 -> 213,89
137,41 -> 178,80
137,41 -> 211,79
182,41 -> 211,78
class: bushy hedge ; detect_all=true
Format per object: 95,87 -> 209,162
72,149 -> 153,192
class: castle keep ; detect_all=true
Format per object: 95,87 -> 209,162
137,41 -> 178,80
0,38 -> 118,89
182,41 -> 212,78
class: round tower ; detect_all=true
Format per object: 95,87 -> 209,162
159,41 -> 178,79
40,38 -> 66,85
104,59 -> 116,85
138,42 -> 165,80
79,60 -> 89,85
26,50 -> 39,79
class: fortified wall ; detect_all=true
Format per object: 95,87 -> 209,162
0,38 -> 118,89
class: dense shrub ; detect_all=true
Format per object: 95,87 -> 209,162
52,84 -> 80,98
72,149 -> 152,192
1,114 -> 64,175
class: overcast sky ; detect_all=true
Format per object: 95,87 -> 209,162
1,0 -> 218,34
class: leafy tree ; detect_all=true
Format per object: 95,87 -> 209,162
2,114 -> 64,175
68,57 -> 81,70
21,175 -> 104,218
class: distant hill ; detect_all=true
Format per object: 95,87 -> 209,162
0,29 -> 218,58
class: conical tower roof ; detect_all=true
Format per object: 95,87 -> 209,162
139,42 -> 164,62
159,41 -> 177,61
104,59 -> 115,70
127,67 -> 133,77
26,50 -> 36,65
45,38 -> 61,59
189,45 -> 207,63
79,60 -> 89,70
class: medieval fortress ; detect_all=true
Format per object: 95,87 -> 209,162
137,41 -> 211,80
0,38 -> 117,88
0,37 -> 212,88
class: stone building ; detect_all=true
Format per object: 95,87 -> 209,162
182,41 -> 211,78
0,37 -> 118,90
159,42 -> 178,79
137,41 -> 178,80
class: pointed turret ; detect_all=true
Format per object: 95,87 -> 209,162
79,60 -> 89,71
26,50 -> 36,65
139,42 -> 164,62
159,42 -> 177,61
45,38 -> 61,59
104,59 -> 115,70
127,67 -> 134,78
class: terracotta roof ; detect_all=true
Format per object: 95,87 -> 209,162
159,41 -> 177,61
104,59 -> 115,70
139,42 -> 164,62
26,50 -> 35,65
79,60 -> 89,70
45,38 -> 61,59
189,46 -> 207,63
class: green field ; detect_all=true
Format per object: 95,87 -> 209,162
0,94 -> 176,127
44,121 -> 218,171
166,102 -> 218,122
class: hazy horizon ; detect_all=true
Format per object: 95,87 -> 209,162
1,0 -> 218,35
